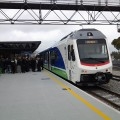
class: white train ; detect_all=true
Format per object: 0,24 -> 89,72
39,29 -> 112,86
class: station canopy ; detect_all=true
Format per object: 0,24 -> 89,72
0,41 -> 41,55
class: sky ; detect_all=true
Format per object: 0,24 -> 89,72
0,25 -> 120,54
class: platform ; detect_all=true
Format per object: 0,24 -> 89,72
0,70 -> 119,120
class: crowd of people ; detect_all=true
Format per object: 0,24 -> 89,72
0,55 -> 44,74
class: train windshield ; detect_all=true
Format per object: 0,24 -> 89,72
77,39 -> 109,64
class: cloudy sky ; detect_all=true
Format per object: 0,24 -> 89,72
0,24 -> 120,53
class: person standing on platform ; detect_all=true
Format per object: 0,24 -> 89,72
5,57 -> 11,73
31,57 -> 36,72
21,57 -> 26,73
17,56 -> 22,73
37,58 -> 41,71
11,57 -> 16,73
40,57 -> 44,70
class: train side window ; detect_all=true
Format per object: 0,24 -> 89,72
44,52 -> 48,64
68,45 -> 71,60
50,50 -> 57,64
71,45 -> 75,61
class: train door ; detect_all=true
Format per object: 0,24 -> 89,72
44,52 -> 48,69
67,43 -> 76,81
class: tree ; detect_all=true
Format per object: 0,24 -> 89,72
111,51 -> 120,60
111,37 -> 120,52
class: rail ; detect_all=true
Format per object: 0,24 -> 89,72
83,86 -> 120,111
112,65 -> 120,81
112,75 -> 120,81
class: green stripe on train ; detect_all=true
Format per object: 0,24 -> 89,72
51,66 -> 68,79
43,64 -> 68,79
44,64 -> 48,69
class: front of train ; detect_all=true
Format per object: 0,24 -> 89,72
76,29 -> 112,85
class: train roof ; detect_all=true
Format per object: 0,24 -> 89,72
60,28 -> 106,41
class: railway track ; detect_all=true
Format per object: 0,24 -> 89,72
82,86 -> 120,111
113,65 -> 120,70
112,75 -> 120,81
112,66 -> 120,81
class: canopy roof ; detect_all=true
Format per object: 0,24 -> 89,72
0,41 -> 41,55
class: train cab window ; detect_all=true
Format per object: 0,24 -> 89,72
68,45 -> 75,61
68,45 -> 71,61
77,39 -> 109,64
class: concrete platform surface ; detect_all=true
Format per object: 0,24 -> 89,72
0,70 -> 120,120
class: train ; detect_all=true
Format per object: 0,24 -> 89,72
39,28 -> 112,86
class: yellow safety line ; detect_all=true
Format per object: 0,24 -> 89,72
46,71 -> 111,120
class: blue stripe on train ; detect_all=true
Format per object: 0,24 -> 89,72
50,47 -> 65,69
